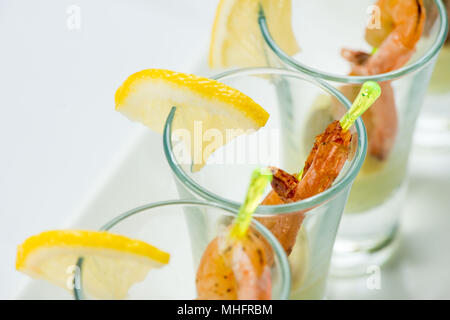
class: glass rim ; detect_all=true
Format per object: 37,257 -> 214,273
74,199 -> 292,300
259,0 -> 449,83
163,67 -> 368,215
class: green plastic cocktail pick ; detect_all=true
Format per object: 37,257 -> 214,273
339,81 -> 381,131
229,168 -> 273,239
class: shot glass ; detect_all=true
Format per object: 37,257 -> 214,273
73,199 -> 291,300
259,0 -> 448,274
163,68 -> 368,298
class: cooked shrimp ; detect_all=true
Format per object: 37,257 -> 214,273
341,0 -> 424,158
292,121 -> 352,200
259,167 -> 303,255
196,230 -> 271,300
339,0 -> 424,159
258,121 -> 352,254
258,82 -> 381,255
196,169 -> 273,300
352,0 -> 426,75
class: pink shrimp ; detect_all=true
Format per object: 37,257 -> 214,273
196,170 -> 273,300
258,120 -> 353,254
340,0 -> 425,160
196,228 -> 271,300
350,0 -> 426,75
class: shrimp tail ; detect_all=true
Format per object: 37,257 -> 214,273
269,166 -> 299,201
341,48 -> 371,67
340,0 -> 425,159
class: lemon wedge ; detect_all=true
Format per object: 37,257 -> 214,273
115,69 -> 269,170
209,0 -> 300,68
16,230 -> 170,299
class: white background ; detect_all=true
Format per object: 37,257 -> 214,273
0,0 -> 217,299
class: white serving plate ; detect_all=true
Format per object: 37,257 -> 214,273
14,119 -> 450,299
14,54 -> 450,299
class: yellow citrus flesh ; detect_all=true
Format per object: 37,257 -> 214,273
16,230 -> 170,299
209,0 -> 300,68
115,69 -> 269,170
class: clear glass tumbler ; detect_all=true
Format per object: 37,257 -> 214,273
74,199 -> 291,300
163,68 -> 368,298
259,0 -> 448,274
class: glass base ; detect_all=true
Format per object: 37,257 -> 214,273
329,225 -> 399,277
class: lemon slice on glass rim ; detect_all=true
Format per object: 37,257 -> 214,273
115,69 -> 270,171
16,230 -> 170,299
209,0 -> 300,69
